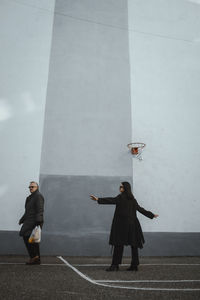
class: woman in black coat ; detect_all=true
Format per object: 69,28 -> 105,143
90,182 -> 158,271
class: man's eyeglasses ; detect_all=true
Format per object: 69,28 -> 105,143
29,186 -> 36,188
120,186 -> 124,189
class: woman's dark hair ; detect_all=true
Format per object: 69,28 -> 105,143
121,181 -> 134,200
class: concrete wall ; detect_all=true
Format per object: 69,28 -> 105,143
0,0 -> 200,256
0,0 -> 55,230
128,0 -> 200,233
39,0 -> 133,255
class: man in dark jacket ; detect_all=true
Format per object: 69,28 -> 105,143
19,181 -> 44,265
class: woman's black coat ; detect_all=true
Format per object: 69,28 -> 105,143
98,193 -> 154,248
19,190 -> 44,237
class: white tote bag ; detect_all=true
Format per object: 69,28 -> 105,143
28,226 -> 41,243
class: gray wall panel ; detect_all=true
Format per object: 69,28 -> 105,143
39,174 -> 132,236
40,0 -> 132,177
1,231 -> 200,256
39,0 -> 133,255
39,174 -> 132,255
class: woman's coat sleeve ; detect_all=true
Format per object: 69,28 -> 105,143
135,200 -> 154,219
98,194 -> 121,205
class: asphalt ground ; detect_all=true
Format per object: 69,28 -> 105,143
0,256 -> 200,300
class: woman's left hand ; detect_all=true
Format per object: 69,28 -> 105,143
90,195 -> 98,201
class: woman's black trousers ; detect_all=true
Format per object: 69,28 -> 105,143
112,245 -> 139,266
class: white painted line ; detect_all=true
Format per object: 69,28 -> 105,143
57,256 -> 200,292
74,263 -> 200,267
96,280 -> 200,283
1,261 -> 199,267
0,262 -> 24,265
74,264 -> 111,267
0,262 -> 65,266
2,262 -> 199,267
42,263 -> 66,266
141,263 -> 200,266
58,256 -> 99,285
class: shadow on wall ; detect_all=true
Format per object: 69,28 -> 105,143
39,174 -> 132,255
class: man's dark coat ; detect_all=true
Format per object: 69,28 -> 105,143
98,193 -> 154,248
19,190 -> 44,237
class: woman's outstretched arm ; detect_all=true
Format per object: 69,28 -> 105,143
90,194 -> 121,204
135,200 -> 158,219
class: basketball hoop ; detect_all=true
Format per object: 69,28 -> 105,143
127,142 -> 146,160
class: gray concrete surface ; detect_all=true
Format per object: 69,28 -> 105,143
0,256 -> 200,299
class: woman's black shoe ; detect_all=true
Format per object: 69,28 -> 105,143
126,265 -> 138,271
106,265 -> 119,272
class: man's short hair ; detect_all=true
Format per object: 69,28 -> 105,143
30,181 -> 39,188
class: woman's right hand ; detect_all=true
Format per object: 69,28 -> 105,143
90,195 -> 98,201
